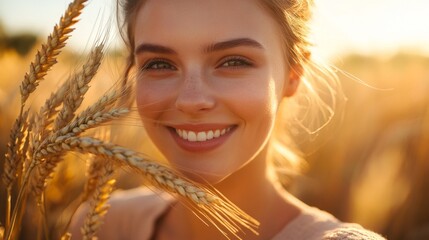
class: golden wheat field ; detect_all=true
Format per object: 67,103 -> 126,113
1,2 -> 429,240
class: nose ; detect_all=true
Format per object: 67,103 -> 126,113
175,73 -> 215,114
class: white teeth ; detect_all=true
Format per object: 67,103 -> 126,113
175,127 -> 232,142
197,132 -> 207,141
187,131 -> 197,142
214,130 -> 220,138
207,131 -> 214,140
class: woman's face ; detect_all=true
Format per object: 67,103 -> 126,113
134,0 -> 295,183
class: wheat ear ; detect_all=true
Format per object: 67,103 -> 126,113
2,110 -> 30,191
20,0 -> 87,104
81,158 -> 115,240
32,44 -> 103,150
0,226 -> 4,240
60,233 -> 72,240
30,107 -> 129,201
1,110 -> 29,230
82,155 -> 107,201
40,87 -> 130,150
53,88 -> 128,138
5,0 -> 86,192
28,46 -> 106,202
31,79 -> 71,157
38,136 -> 259,239
3,2 -> 87,236
54,45 -> 104,130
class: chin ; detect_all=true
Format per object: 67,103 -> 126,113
176,168 -> 230,186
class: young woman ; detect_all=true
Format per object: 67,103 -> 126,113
71,0 -> 385,239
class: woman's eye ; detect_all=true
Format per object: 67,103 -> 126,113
219,57 -> 252,68
141,59 -> 176,71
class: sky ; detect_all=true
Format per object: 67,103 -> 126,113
1,0 -> 428,59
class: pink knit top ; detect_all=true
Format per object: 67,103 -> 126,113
70,187 -> 386,240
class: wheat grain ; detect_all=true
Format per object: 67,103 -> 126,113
40,82 -> 69,120
2,0 -> 260,237
31,44 -> 104,159
29,86 -> 129,198
30,107 -> 128,202
0,226 -> 4,240
54,45 -> 104,130
20,0 -> 87,104
38,136 -> 259,238
56,89 -> 128,137
31,80 -> 70,154
2,1 -> 93,239
30,155 -> 62,203
82,178 -> 115,240
82,156 -> 106,201
2,110 -> 29,191
60,232 -> 72,240
44,88 -> 130,146
81,159 -> 115,240
33,86 -> 128,158
52,108 -> 129,144
30,73 -> 127,202
30,44 -> 104,199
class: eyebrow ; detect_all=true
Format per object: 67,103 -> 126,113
205,38 -> 264,52
134,38 -> 264,56
135,44 -> 177,55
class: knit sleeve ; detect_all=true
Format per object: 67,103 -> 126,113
323,227 -> 387,240
69,187 -> 173,240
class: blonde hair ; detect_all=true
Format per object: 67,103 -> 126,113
117,0 -> 344,186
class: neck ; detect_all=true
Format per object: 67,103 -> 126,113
159,148 -> 300,239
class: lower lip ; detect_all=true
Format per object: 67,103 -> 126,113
168,127 -> 236,153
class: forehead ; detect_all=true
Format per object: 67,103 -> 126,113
133,0 -> 281,48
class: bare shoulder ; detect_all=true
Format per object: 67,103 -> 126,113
323,227 -> 387,240
69,187 -> 173,240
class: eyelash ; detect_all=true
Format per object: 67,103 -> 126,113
140,58 -> 176,71
218,56 -> 253,68
140,56 -> 253,72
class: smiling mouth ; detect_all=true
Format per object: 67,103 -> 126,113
175,127 -> 232,142
167,125 -> 236,152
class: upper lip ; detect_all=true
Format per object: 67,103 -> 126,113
167,123 -> 236,131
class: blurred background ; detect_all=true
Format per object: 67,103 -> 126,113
0,0 -> 428,239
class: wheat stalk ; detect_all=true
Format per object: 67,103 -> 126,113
38,136 -> 259,239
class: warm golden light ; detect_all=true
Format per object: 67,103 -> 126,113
0,0 -> 428,57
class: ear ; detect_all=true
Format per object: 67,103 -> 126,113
283,63 -> 303,97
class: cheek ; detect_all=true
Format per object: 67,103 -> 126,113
216,78 -> 279,157
224,77 -> 280,121
135,80 -> 174,120
136,82 -> 155,120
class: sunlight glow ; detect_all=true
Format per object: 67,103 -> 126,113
1,0 -> 428,58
